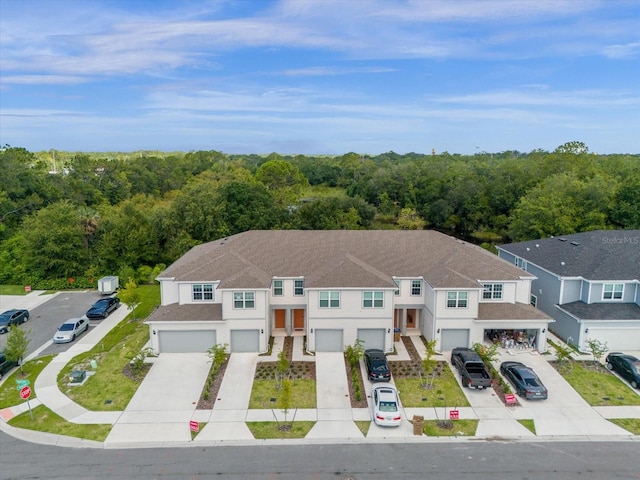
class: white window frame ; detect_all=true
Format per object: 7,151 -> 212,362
446,291 -> 468,308
411,280 -> 422,296
394,279 -> 400,296
530,294 -> 537,307
273,279 -> 283,296
233,291 -> 255,309
482,283 -> 503,300
192,284 -> 214,301
603,283 -> 623,300
294,279 -> 304,296
319,291 -> 340,308
515,257 -> 528,270
363,291 -> 384,308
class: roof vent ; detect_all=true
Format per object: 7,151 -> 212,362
535,244 -> 540,248
558,238 -> 567,242
526,247 -> 530,251
570,241 -> 580,246
561,261 -> 565,265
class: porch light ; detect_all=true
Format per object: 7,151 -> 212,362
437,328 -> 440,334
585,328 -> 589,334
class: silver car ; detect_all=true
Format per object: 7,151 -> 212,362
53,318 -> 89,343
371,383 -> 402,427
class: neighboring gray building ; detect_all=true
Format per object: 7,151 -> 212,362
147,230 -> 551,355
497,230 -> 640,350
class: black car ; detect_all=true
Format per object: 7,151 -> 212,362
500,361 -> 548,400
85,297 -> 120,319
0,309 -> 30,334
0,352 -> 19,379
606,352 -> 640,389
364,348 -> 391,382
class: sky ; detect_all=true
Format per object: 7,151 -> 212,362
1,0 -> 639,156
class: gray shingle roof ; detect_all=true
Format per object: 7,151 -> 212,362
477,302 -> 551,321
558,301 -> 640,321
159,230 -> 533,289
498,230 -> 640,280
147,303 -> 223,323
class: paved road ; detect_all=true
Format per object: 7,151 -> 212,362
1,432 -> 638,479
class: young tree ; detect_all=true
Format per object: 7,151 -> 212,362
118,278 -> 140,320
421,339 -> 438,389
4,326 -> 31,374
278,378 -> 293,430
586,338 -> 608,367
276,349 -> 290,390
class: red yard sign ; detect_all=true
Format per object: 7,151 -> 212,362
189,420 -> 199,432
449,409 -> 459,420
505,393 -> 517,404
20,386 -> 32,400
24,285 -> 31,292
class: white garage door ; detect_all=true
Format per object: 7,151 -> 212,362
587,329 -> 640,351
158,330 -> 217,353
230,329 -> 260,352
357,328 -> 385,350
441,329 -> 470,351
315,329 -> 344,352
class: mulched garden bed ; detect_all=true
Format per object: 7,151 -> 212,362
196,356 -> 230,410
346,356 -> 368,408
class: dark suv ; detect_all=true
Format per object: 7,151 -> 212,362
0,352 -> 19,379
0,309 -> 30,334
606,352 -> 640,389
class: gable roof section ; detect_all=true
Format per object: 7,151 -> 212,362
160,230 -> 532,289
498,230 -> 640,280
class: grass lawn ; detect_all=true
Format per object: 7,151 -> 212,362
57,285 -> 159,411
0,285 -> 29,295
246,421 -> 316,439
609,418 -> 640,435
553,360 -> 640,406
0,355 -> 55,409
518,419 -> 536,434
249,379 -> 316,409
355,420 -> 370,436
9,404 -> 112,441
423,419 -> 478,436
394,364 -> 470,408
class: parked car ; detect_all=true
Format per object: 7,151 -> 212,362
606,352 -> 640,389
53,318 -> 89,343
500,361 -> 548,400
371,383 -> 402,427
451,347 -> 493,389
0,309 -> 30,334
364,348 -> 391,382
0,352 -> 19,379
85,296 -> 120,319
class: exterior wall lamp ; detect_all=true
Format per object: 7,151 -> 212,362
585,328 -> 589,334
436,328 -> 440,334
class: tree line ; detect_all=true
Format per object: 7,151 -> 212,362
1,142 -> 638,287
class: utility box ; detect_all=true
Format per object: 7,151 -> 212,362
98,276 -> 119,295
70,370 -> 86,384
412,415 -> 424,435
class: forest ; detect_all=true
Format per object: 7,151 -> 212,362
1,141 -> 638,289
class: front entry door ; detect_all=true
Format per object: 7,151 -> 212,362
274,309 -> 286,329
406,309 -> 417,328
293,309 -> 304,330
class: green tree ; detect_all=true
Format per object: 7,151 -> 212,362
19,201 -> 89,279
397,207 -> 426,230
586,338 -> 609,367
118,278 -> 141,320
4,326 -> 31,374
421,339 -> 438,389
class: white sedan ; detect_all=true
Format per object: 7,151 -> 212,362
53,318 -> 89,343
371,383 -> 402,427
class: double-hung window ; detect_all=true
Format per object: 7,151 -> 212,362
319,291 -> 340,308
411,280 -> 422,296
363,291 -> 384,308
192,284 -> 214,301
482,283 -> 503,300
234,291 -> 255,309
447,291 -> 468,308
394,280 -> 400,296
294,279 -> 304,296
603,283 -> 623,300
273,280 -> 283,296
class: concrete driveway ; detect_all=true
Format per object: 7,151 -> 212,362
492,349 -> 630,436
105,353 -> 211,446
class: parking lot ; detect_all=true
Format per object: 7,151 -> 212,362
0,290 -> 107,358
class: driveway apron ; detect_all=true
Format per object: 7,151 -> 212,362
105,353 -> 210,446
194,353 -> 257,442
